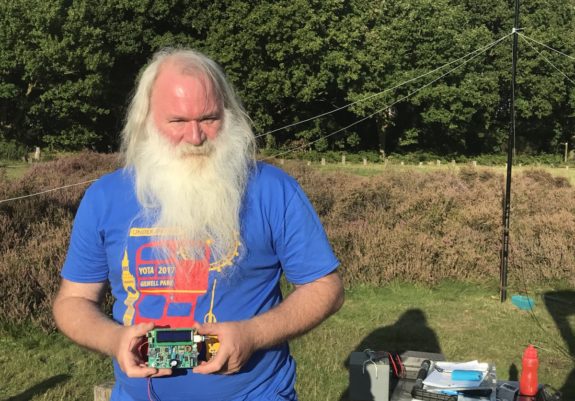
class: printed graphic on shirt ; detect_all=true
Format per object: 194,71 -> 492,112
121,227 -> 239,328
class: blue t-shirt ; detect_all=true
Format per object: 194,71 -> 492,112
62,162 -> 339,401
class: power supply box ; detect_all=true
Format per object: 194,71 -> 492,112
349,351 -> 392,401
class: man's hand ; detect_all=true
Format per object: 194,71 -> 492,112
113,322 -> 172,378
192,271 -> 343,375
53,280 -> 172,378
192,321 -> 257,375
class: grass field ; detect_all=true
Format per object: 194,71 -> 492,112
0,160 -> 29,180
316,160 -> 575,185
1,282 -> 573,401
1,155 -> 573,400
4,157 -> 575,182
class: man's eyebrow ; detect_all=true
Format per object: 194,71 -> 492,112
200,112 -> 222,119
168,111 -> 221,121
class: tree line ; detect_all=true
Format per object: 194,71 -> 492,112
1,0 -> 574,157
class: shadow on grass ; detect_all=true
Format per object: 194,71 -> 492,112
5,374 -> 71,401
338,308 -> 441,401
544,290 -> 575,400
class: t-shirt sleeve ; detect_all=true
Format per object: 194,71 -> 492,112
61,184 -> 109,283
275,180 -> 339,285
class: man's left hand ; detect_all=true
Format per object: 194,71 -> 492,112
192,320 -> 257,375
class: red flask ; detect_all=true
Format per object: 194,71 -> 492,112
519,344 -> 539,396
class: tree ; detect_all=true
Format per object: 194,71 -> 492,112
195,0 -> 356,151
339,0 -> 575,155
1,0 -> 113,149
1,0 -> 573,154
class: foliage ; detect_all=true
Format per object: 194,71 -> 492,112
0,152 -> 120,330
283,160 -> 575,290
1,1 -> 574,156
2,154 -> 575,332
0,0 -> 114,149
0,138 -> 28,160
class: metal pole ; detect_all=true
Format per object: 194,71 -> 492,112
501,0 -> 520,303
564,142 -> 568,163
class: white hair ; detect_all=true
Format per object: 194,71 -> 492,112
121,48 -> 255,168
120,48 -> 257,264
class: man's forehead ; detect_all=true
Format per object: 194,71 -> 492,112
153,61 -> 217,100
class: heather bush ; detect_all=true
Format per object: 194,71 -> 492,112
0,152 -> 120,330
1,154 -> 574,331
282,161 -> 575,288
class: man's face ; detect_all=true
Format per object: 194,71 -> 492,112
150,64 -> 223,151
132,58 -> 254,264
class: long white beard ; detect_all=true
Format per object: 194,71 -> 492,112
130,110 -> 255,263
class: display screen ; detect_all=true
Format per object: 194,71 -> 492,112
156,330 -> 192,343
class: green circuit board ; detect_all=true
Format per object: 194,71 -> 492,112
146,328 -> 202,369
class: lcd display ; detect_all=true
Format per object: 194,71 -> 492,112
156,330 -> 192,343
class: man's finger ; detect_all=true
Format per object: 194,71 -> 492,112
133,321 -> 154,335
150,368 -> 172,378
193,322 -> 217,336
125,366 -> 160,378
193,351 -> 227,374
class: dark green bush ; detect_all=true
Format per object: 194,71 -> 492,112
0,139 -> 28,161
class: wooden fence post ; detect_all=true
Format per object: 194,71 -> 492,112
94,382 -> 114,401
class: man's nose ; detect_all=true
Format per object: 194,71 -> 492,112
183,121 -> 205,145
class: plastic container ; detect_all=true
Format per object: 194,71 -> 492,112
451,370 -> 483,381
519,344 -> 539,396
512,295 -> 535,311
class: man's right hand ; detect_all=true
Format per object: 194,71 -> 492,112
113,322 -> 172,378
53,280 -> 172,378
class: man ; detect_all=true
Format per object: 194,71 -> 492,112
53,48 -> 344,401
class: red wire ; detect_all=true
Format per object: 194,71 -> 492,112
388,353 -> 399,377
395,354 -> 405,378
387,353 -> 406,378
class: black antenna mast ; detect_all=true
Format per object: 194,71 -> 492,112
500,0 -> 520,302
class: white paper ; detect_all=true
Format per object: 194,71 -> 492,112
422,361 -> 489,389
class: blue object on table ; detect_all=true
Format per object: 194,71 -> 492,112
451,370 -> 483,381
440,390 -> 459,396
511,295 -> 535,310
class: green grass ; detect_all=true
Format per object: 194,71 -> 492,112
0,160 -> 30,180
3,155 -> 574,182
0,322 -> 113,401
293,281 -> 574,401
1,282 -> 572,401
313,159 -> 575,185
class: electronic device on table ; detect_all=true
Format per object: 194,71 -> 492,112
147,328 -> 219,369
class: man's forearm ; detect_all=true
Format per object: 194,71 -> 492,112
53,294 -> 122,357
247,271 -> 344,350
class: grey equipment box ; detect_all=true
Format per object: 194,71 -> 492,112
349,351 -> 391,401
349,350 -> 445,401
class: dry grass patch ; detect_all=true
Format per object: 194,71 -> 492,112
1,155 -> 574,331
